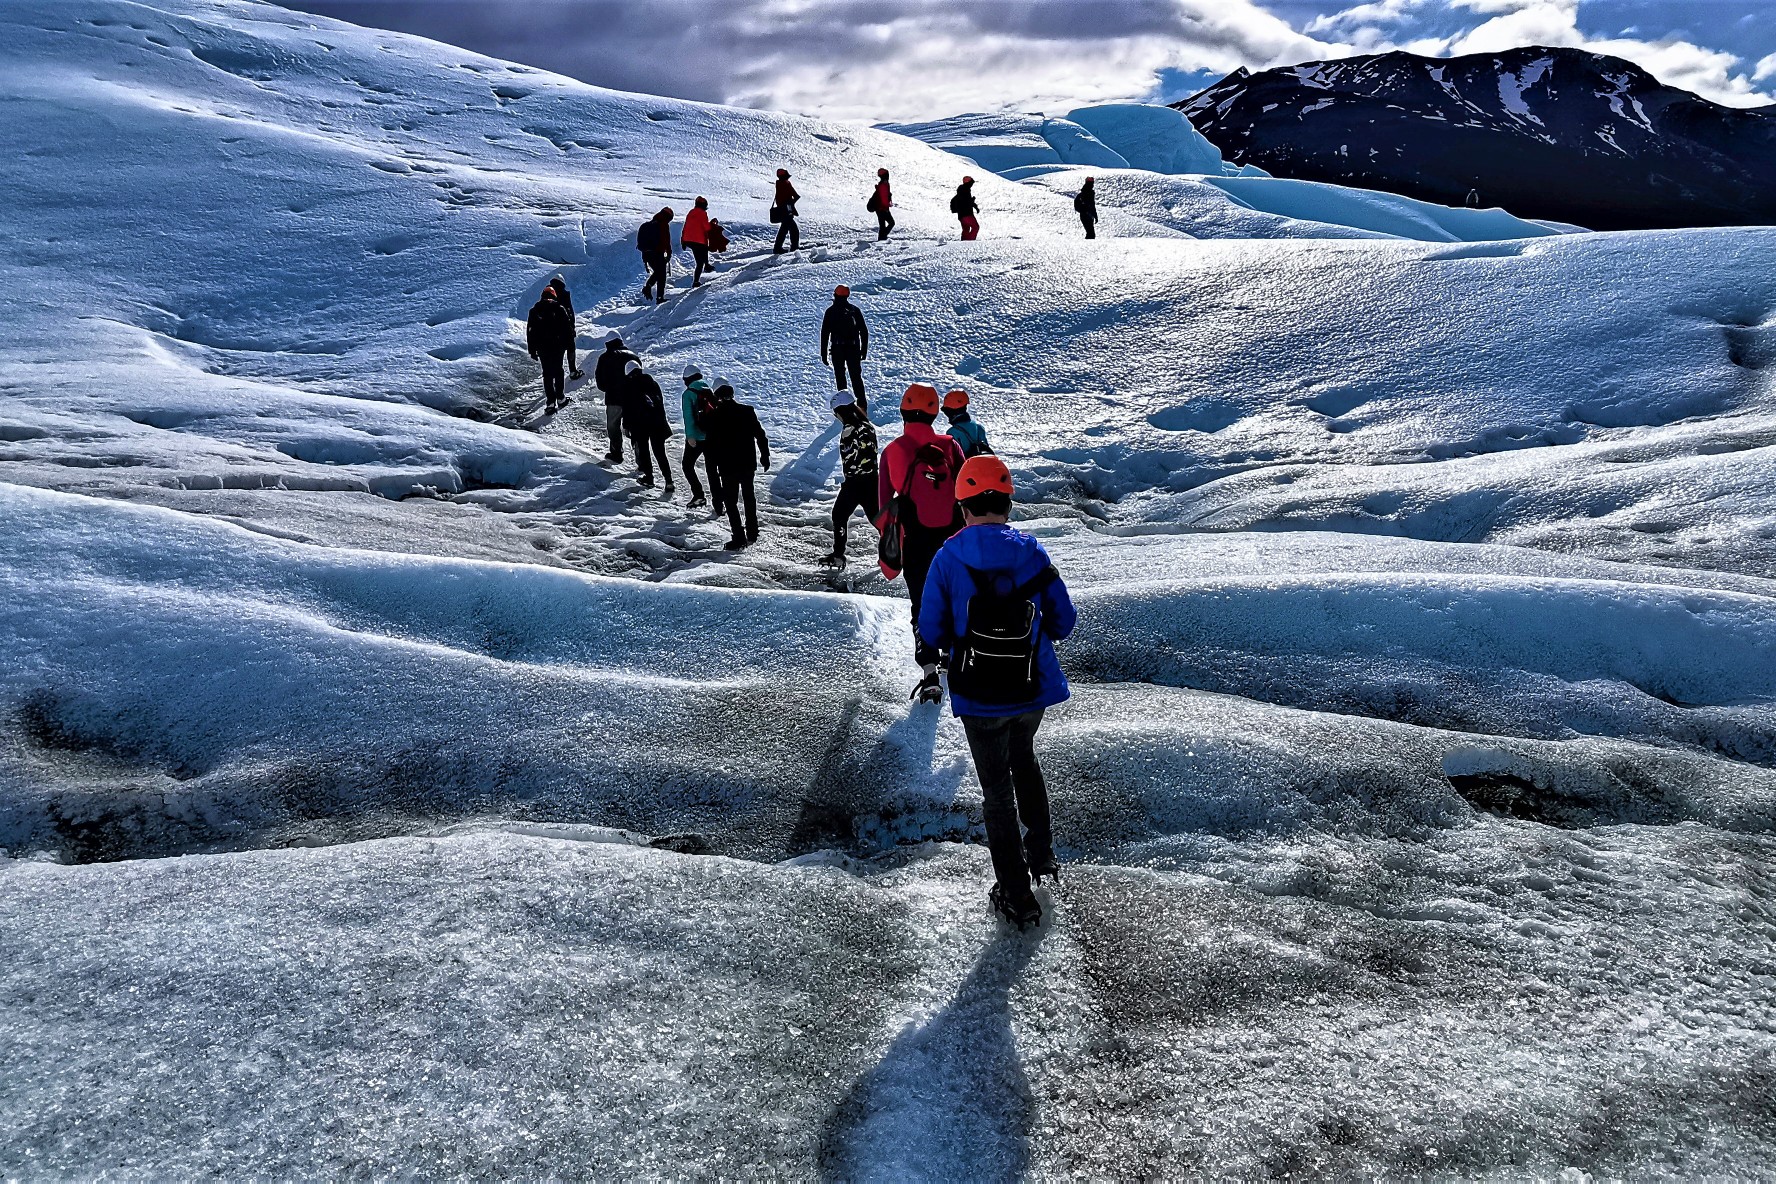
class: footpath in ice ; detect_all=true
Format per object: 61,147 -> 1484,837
2,0 -> 1774,1177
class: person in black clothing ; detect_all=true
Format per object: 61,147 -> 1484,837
819,390 -> 879,568
820,285 -> 869,410
772,168 -> 800,254
593,330 -> 638,462
703,378 -> 770,548
622,360 -> 674,492
547,275 -> 583,377
951,177 -> 980,240
1074,177 -> 1097,240
525,287 -> 573,413
638,207 -> 674,304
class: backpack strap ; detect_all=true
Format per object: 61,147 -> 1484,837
961,564 -> 1057,600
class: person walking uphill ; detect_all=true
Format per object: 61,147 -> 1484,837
943,388 -> 992,458
919,455 -> 1076,929
594,330 -> 639,462
878,382 -> 966,702
525,286 -> 573,415
638,207 -> 674,305
546,275 -> 583,378
682,197 -> 713,288
869,168 -> 895,240
951,176 -> 980,241
819,390 -> 879,569
772,168 -> 800,254
622,360 -> 674,493
1074,176 -> 1097,240
679,364 -> 722,512
821,286 -> 870,409
702,378 -> 771,549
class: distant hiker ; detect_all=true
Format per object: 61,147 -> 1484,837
703,378 -> 771,549
878,383 -> 966,702
919,455 -> 1076,930
594,330 -> 638,462
772,168 -> 800,253
638,207 -> 674,304
951,176 -> 980,241
1074,177 -> 1097,240
525,286 -> 573,415
547,275 -> 583,377
682,197 -> 713,288
622,359 -> 674,492
942,388 -> 992,457
1466,187 -> 1481,208
821,285 -> 870,410
819,390 -> 879,569
869,168 -> 895,240
680,363 -> 722,512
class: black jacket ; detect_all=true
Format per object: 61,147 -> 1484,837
1074,187 -> 1096,219
594,343 -> 639,402
622,371 -> 672,438
950,186 -> 978,217
704,399 -> 770,474
526,298 -> 573,355
821,301 -> 869,360
636,217 -> 672,254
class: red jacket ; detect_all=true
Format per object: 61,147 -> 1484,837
681,208 -> 710,246
874,181 -> 892,209
774,178 -> 799,207
879,423 -> 965,530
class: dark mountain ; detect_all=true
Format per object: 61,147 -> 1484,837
1174,46 -> 1776,231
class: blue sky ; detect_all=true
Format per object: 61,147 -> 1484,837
287,0 -> 1776,122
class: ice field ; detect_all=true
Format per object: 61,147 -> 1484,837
1,0 -> 1773,1176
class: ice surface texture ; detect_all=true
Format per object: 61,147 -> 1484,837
2,0 -> 1775,1177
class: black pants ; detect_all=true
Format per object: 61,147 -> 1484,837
831,352 -> 864,404
539,351 -> 565,406
719,467 -> 759,540
903,520 -> 955,667
876,208 -> 895,240
961,709 -> 1053,897
831,472 -> 880,554
683,439 -> 721,506
643,252 -> 669,301
632,432 -> 671,482
689,243 -> 709,285
604,401 -> 624,460
1080,213 -> 1096,239
774,215 -> 800,253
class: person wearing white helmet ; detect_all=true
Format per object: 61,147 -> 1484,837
593,329 -> 638,462
701,378 -> 770,549
679,363 -> 721,512
622,359 -> 674,493
817,389 -> 879,569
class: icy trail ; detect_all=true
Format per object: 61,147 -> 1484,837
2,0 -> 1775,1176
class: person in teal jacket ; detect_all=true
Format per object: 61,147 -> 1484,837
942,388 -> 992,457
680,364 -> 720,511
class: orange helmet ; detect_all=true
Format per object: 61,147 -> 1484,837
834,285 -> 850,298
958,455 -> 1013,497
942,388 -> 969,411
900,383 -> 940,416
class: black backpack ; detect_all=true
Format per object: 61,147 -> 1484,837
949,565 -> 1059,704
949,193 -> 964,214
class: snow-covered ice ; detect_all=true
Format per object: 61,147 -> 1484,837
2,0 -> 1774,1176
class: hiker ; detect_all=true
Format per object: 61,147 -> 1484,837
594,330 -> 638,462
818,390 -> 879,569
820,285 -> 870,410
680,363 -> 722,512
703,378 -> 770,548
869,168 -> 895,240
638,207 -> 674,304
546,275 -> 583,377
772,168 -> 800,253
918,455 -> 1076,930
943,388 -> 992,457
1074,177 -> 1097,240
682,197 -> 713,288
951,176 -> 980,241
622,359 -> 674,492
878,383 -> 966,701
525,286 -> 573,414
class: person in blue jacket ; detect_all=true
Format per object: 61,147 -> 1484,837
917,455 -> 1076,928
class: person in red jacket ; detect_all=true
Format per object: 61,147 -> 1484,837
681,196 -> 712,287
878,382 -> 966,702
772,168 -> 800,253
871,168 -> 894,241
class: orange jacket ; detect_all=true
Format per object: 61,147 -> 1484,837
681,208 -> 710,246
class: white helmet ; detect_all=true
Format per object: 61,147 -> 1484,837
682,363 -> 703,379
604,329 -> 623,343
712,377 -> 735,397
829,391 -> 855,411
624,359 -> 642,374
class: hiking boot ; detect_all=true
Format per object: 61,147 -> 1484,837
687,495 -> 707,509
1029,854 -> 1061,886
989,883 -> 1042,930
816,551 -> 846,569
723,536 -> 747,550
638,474 -> 655,489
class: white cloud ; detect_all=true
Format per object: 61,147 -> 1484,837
1756,52 -> 1776,83
1306,0 -> 1425,35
